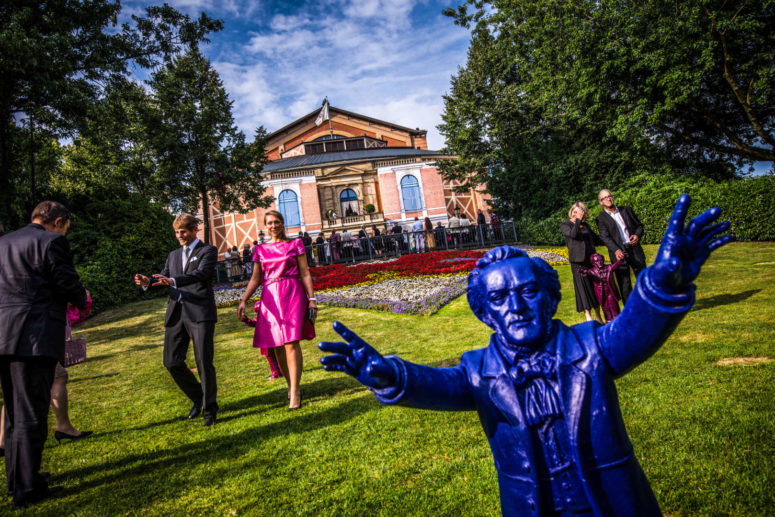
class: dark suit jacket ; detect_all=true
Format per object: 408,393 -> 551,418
561,219 -> 602,263
595,207 -> 644,261
160,241 -> 217,326
373,268 -> 694,516
0,223 -> 87,362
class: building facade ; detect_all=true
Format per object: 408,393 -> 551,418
201,105 -> 491,254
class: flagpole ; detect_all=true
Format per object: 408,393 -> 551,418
327,100 -> 334,139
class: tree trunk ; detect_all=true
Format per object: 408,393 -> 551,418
0,111 -> 11,233
200,190 -> 211,244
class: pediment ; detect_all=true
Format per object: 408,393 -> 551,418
321,165 -> 369,179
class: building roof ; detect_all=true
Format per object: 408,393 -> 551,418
266,105 -> 428,142
262,147 -> 448,173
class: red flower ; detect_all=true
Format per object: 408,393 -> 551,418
311,251 -> 486,291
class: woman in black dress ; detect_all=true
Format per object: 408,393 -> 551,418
561,202 -> 604,323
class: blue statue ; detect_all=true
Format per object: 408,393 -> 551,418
319,195 -> 732,517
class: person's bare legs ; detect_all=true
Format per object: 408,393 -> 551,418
273,347 -> 291,393
50,377 -> 83,435
284,341 -> 303,409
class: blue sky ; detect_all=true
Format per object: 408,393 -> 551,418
123,0 -> 471,149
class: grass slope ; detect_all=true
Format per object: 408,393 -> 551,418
5,243 -> 774,516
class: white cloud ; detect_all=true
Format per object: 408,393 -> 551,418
125,0 -> 471,149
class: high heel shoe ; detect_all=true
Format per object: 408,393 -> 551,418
54,430 -> 93,444
288,393 -> 302,411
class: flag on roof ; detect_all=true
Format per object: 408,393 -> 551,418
315,98 -> 330,126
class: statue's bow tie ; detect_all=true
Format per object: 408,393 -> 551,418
509,353 -> 556,388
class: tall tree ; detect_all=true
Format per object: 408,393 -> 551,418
438,22 -> 658,219
443,0 -> 775,173
148,48 -> 271,243
0,0 -> 221,230
56,81 -> 162,199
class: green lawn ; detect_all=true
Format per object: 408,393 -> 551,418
5,243 -> 774,516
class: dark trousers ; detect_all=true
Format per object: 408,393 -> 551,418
163,303 -> 218,418
0,356 -> 56,503
616,244 -> 647,302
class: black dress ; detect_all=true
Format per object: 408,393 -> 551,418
561,219 -> 600,312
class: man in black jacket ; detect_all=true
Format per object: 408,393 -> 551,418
595,189 -> 647,302
0,201 -> 87,507
134,214 -> 219,426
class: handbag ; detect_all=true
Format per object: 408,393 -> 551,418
64,322 -> 87,367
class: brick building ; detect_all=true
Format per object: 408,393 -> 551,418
200,104 -> 490,254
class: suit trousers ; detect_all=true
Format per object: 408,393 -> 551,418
0,356 -> 56,503
616,244 -> 647,302
163,302 -> 218,418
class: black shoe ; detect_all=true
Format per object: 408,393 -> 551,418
0,447 -> 3,457
203,416 -> 217,427
187,405 -> 202,420
54,430 -> 93,444
13,485 -> 64,509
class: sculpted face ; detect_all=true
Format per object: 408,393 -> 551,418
480,257 -> 554,349
591,253 -> 605,268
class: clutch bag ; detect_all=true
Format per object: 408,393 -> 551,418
64,337 -> 87,367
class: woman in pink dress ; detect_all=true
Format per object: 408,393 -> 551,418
238,211 -> 317,410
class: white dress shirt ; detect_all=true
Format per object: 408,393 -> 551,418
607,209 -> 630,245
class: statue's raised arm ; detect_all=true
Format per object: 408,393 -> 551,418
650,193 -> 732,292
319,321 -> 398,390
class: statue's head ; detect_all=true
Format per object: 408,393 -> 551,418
468,246 -> 560,349
590,253 -> 605,268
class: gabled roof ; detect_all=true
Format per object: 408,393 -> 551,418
263,148 -> 447,173
266,105 -> 428,141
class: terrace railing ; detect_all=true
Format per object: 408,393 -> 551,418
305,221 -> 518,267
212,221 -> 518,282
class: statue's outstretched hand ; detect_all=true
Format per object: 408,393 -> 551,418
652,194 -> 733,293
319,321 -> 397,390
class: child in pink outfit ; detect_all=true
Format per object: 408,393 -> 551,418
241,300 -> 283,379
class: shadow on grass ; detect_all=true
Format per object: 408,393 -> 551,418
692,289 -> 761,311
51,378 -> 377,513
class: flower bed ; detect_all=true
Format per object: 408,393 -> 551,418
213,248 -> 569,311
311,250 -> 486,291
317,275 -> 467,316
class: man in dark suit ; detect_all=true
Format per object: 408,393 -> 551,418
0,201 -> 87,507
595,189 -> 647,302
320,195 -> 731,516
134,214 -> 218,426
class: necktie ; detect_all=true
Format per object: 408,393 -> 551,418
183,245 -> 191,269
509,353 -> 561,427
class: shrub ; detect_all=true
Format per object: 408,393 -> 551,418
67,194 -> 179,313
520,173 -> 775,245
364,203 -> 376,214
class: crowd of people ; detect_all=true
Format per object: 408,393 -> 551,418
225,208 -> 506,270
561,189 -> 648,324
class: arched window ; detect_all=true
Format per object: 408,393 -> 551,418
400,175 -> 422,211
340,188 -> 359,216
278,190 -> 301,227
312,134 -> 346,141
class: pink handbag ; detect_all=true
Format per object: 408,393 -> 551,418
64,323 -> 86,367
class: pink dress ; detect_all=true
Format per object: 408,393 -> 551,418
252,238 -> 315,349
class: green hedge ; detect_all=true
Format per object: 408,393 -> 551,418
67,194 -> 179,314
517,174 -> 775,245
